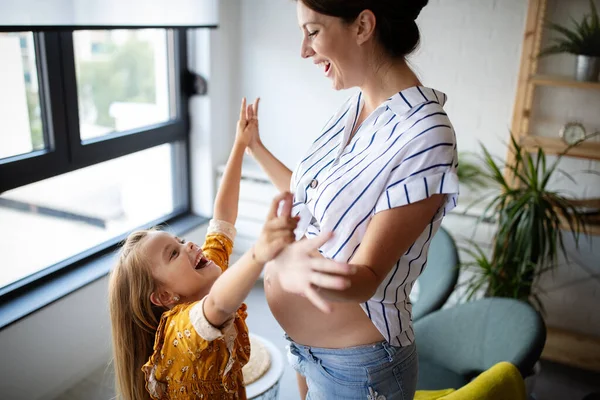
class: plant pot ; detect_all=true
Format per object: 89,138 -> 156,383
575,55 -> 600,82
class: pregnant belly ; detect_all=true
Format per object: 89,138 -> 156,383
263,267 -> 384,348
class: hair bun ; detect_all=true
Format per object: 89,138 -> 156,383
298,0 -> 429,59
402,0 -> 429,21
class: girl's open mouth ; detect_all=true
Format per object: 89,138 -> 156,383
194,253 -> 210,270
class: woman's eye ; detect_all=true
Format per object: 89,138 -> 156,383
308,30 -> 318,38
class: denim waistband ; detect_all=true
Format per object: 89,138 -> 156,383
285,334 -> 410,365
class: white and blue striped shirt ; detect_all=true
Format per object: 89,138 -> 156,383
290,86 -> 459,347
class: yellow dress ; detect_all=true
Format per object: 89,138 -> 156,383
142,221 -> 251,399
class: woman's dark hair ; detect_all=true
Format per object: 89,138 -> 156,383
298,0 -> 429,59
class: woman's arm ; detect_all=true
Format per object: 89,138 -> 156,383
318,194 -> 446,303
244,99 -> 293,192
248,142 -> 293,193
268,194 -> 445,310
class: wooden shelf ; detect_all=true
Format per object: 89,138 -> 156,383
560,217 -> 600,236
519,136 -> 600,161
542,326 -> 600,373
565,198 -> 600,235
583,220 -> 600,236
531,74 -> 600,91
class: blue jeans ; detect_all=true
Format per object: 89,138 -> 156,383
286,336 -> 418,400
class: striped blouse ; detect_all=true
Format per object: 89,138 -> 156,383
290,86 -> 459,347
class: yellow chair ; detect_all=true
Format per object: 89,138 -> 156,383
415,362 -> 527,400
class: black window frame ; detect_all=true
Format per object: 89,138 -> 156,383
0,29 -> 190,191
0,27 -> 197,316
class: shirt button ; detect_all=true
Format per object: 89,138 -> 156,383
310,179 -> 318,189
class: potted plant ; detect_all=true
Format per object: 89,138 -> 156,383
540,0 -> 600,82
459,135 -> 590,311
456,152 -> 489,191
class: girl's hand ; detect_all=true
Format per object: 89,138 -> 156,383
236,97 -> 261,150
253,192 -> 298,265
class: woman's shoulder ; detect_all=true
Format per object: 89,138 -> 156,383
389,87 -> 454,139
386,86 -> 449,118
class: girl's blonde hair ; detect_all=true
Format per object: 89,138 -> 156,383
109,229 -> 164,400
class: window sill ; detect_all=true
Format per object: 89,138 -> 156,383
0,213 -> 208,331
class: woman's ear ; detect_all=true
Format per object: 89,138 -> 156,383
355,10 -> 376,46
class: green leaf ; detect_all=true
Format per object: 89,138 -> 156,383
591,0 -> 600,31
548,21 -> 583,44
459,130 -> 593,304
540,3 -> 600,57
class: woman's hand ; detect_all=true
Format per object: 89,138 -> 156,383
268,233 -> 357,313
235,97 -> 262,151
253,192 -> 298,265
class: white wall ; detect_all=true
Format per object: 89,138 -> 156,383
239,0 -> 351,169
412,0 -> 527,159
0,278 -> 112,400
189,0 -> 242,217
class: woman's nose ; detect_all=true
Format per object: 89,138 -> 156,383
301,38 -> 315,59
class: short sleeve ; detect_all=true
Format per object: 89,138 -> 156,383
202,219 -> 235,272
374,124 -> 459,218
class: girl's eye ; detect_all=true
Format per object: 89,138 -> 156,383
307,30 -> 318,38
171,249 -> 178,260
178,237 -> 186,244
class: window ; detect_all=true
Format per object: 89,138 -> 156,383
0,32 -> 43,159
0,143 -> 186,289
0,29 -> 190,294
74,29 -> 173,140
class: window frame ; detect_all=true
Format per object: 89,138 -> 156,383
0,29 -> 190,192
0,28 -> 197,317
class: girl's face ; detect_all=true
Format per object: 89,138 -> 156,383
141,231 -> 221,304
297,1 -> 365,90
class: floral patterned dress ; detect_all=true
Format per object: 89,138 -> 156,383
142,220 -> 251,399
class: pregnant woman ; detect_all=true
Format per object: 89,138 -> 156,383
246,1 -> 459,398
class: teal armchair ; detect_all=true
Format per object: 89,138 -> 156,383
415,298 -> 546,390
412,227 -> 459,321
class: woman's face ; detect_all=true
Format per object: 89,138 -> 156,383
297,1 -> 363,90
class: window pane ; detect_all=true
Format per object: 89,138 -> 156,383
74,29 -> 172,140
0,143 -> 186,290
0,32 -> 44,159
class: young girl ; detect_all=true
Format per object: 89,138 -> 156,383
109,98 -> 353,400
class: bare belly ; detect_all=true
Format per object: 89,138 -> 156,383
264,267 -> 384,348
